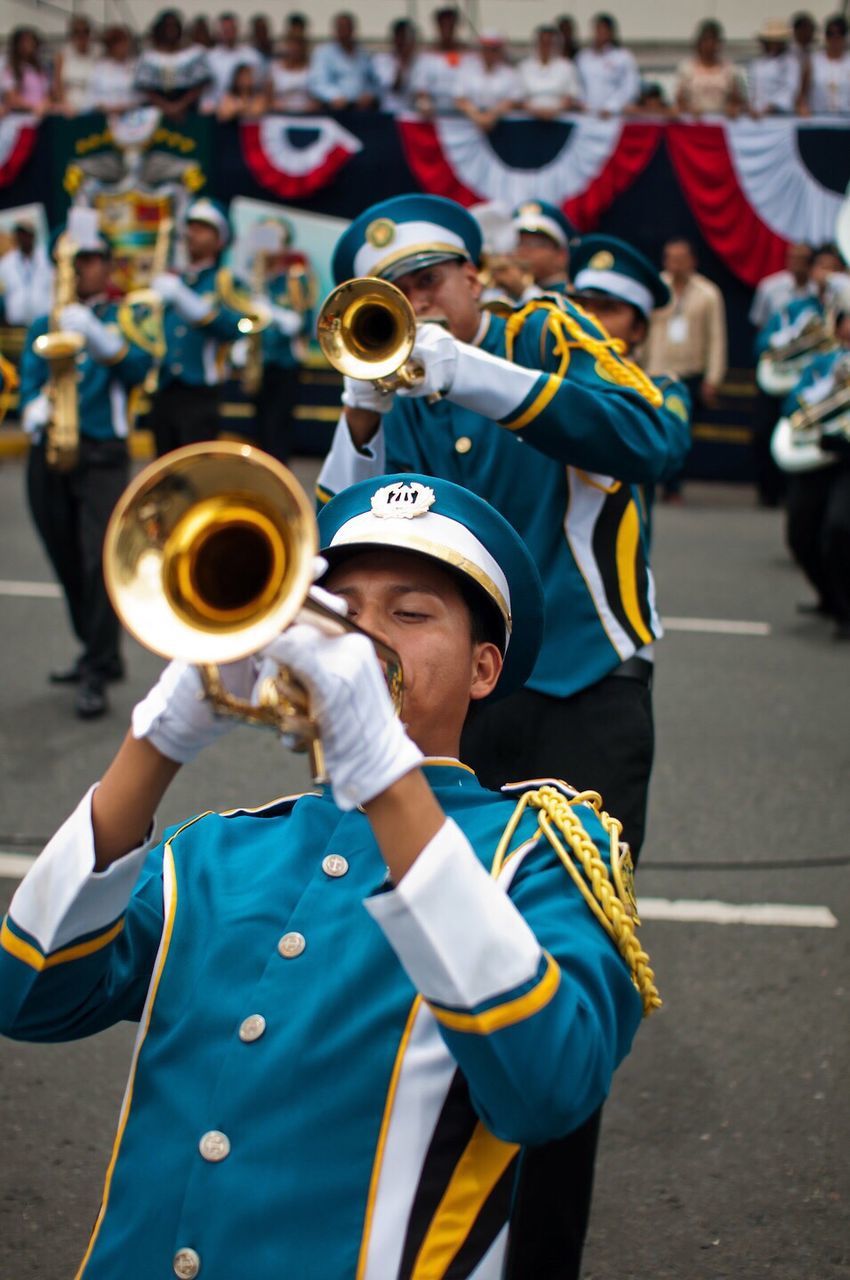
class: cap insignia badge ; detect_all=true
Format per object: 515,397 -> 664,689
519,202 -> 542,217
366,218 -> 396,249
371,481 -> 435,519
589,250 -> 615,270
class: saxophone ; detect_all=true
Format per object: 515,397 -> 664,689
33,233 -> 85,472
241,248 -> 267,398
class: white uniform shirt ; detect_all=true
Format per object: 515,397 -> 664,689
749,270 -> 818,328
86,57 -> 140,111
516,56 -> 582,111
808,51 -> 850,114
454,57 -> 522,110
0,247 -> 54,327
747,52 -> 801,114
203,44 -> 266,109
576,45 -> 640,112
373,51 -> 425,113
269,63 -> 313,112
411,49 -> 470,113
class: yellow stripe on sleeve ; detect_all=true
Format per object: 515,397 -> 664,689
615,501 -> 654,647
1,916 -> 125,973
501,373 -> 561,432
428,952 -> 560,1035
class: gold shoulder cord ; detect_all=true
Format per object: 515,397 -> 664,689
492,784 -> 662,1017
504,299 -> 663,408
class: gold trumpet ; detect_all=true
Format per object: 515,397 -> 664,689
317,278 -> 424,393
103,441 -> 403,781
35,232 -> 85,471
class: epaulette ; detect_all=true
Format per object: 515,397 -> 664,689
503,297 -> 664,408
492,779 -> 661,1016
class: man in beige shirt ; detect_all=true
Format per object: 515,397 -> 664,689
646,238 -> 727,497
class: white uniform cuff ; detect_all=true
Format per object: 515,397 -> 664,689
365,817 -> 542,1009
8,785 -> 156,954
448,341 -> 542,421
317,415 -> 386,498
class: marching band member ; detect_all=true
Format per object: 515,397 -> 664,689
316,194 -> 685,1277
0,474 -> 659,1280
511,199 -> 575,295
148,197 -> 244,457
19,219 -> 152,719
0,219 -> 54,329
253,221 -> 314,464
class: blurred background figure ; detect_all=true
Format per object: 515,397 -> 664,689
647,237 -> 728,499
518,24 -> 583,118
134,10 -> 211,122
674,20 -> 744,116
186,16 -> 214,49
454,31 -> 521,132
750,242 -> 816,330
86,27 -> 140,115
216,62 -> 265,120
411,5 -> 468,117
791,9 -> 818,96
1,27 -> 52,115
53,16 -> 96,116
249,14 -> 275,72
0,220 -> 53,328
555,14 -> 581,62
512,200 -> 575,294
748,18 -> 801,116
308,12 -> 379,111
203,12 -> 266,114
268,33 -> 317,113
802,15 -> 850,116
374,19 -> 422,114
576,12 -> 640,116
284,12 -> 309,42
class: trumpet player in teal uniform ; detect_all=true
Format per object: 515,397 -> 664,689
0,469 -> 659,1280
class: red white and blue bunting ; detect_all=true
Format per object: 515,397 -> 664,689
241,116 -> 363,200
0,115 -> 37,189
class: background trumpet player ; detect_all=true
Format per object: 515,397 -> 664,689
147,197 -> 244,457
18,211 -> 152,720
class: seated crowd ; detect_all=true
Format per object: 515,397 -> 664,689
1,7 -> 849,122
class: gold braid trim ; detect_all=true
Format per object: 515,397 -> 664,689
492,785 -> 661,1017
0,354 -> 19,426
503,298 -> 663,408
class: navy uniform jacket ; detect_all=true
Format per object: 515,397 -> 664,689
19,302 -> 151,440
0,763 -> 647,1279
318,303 -> 690,697
160,266 -> 243,388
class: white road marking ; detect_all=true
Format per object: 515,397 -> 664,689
0,852 -> 37,879
662,616 -> 771,636
0,579 -> 61,599
639,897 -> 838,928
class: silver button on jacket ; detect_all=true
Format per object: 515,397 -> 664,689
322,853 -> 349,878
238,1013 -> 266,1042
278,931 -> 306,958
198,1130 -> 231,1162
173,1247 -> 201,1278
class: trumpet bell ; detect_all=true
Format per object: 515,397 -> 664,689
317,278 -> 417,381
104,442 -> 318,665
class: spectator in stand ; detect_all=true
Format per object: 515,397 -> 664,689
750,242 -> 816,329
646,237 -> 727,498
186,17 -> 214,49
268,34 -> 318,113
0,220 -> 53,328
216,61 -> 265,120
801,15 -> 850,115
634,81 -> 671,115
53,16 -> 97,116
518,24 -> 583,118
791,10 -> 818,100
87,26 -> 140,115
202,13 -> 266,113
411,6 -> 468,117
576,13 -> 640,116
555,15 -> 580,62
374,20 -> 422,114
747,19 -> 801,116
250,15 -> 275,70
1,28 -> 52,116
134,11 -> 212,122
308,12 -> 379,111
674,20 -> 745,117
284,13 -> 309,42
454,32 -> 521,133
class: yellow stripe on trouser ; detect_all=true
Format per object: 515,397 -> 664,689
411,1122 -> 519,1279
428,952 -> 560,1034
0,916 -> 125,972
615,501 -> 653,647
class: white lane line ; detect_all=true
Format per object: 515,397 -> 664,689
0,579 -> 61,599
0,852 -> 37,879
639,898 -> 838,928
662,616 -> 771,636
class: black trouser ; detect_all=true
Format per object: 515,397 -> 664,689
752,389 -> 787,506
149,382 -> 222,458
461,669 -> 654,1280
26,437 -> 129,679
787,465 -> 850,622
253,364 -> 299,463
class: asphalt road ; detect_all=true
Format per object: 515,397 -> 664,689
0,458 -> 847,1280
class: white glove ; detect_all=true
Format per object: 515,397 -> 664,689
256,623 -> 422,811
342,375 -> 396,416
59,303 -> 123,362
229,336 -> 249,368
22,391 -> 50,436
131,658 -> 259,764
398,323 -> 541,421
152,273 -> 212,324
395,322 -> 458,399
270,303 -> 302,338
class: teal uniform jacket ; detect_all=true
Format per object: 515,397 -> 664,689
160,266 -> 243,388
0,764 -> 644,1279
261,270 -> 312,370
781,346 -> 847,416
19,302 -> 151,440
318,304 -> 691,697
754,295 -> 824,360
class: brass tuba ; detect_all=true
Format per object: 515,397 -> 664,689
771,353 -> 850,473
316,278 -> 424,393
103,441 -> 403,780
33,233 -> 85,471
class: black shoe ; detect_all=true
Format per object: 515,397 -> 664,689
75,679 -> 108,719
834,622 -> 850,642
49,657 -> 85,685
